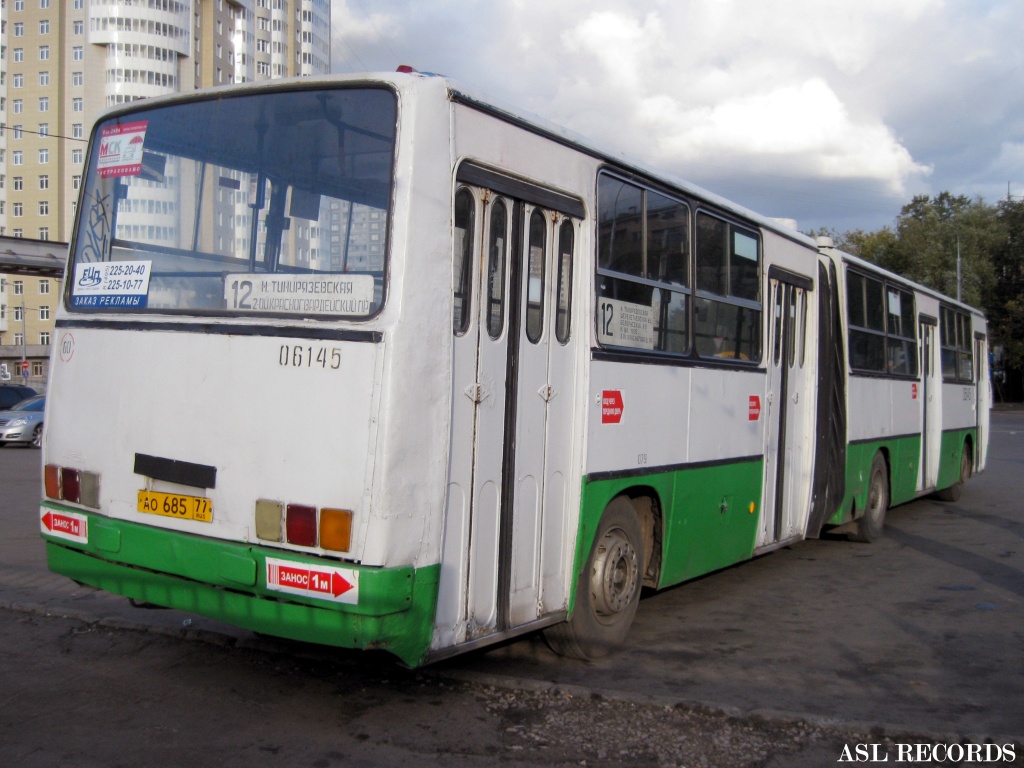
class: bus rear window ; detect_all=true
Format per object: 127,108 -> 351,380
68,87 -> 397,318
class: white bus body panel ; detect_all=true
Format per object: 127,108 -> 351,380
47,327 -> 383,554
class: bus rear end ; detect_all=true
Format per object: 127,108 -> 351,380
40,79 -> 440,666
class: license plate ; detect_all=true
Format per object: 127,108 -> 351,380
138,490 -> 213,523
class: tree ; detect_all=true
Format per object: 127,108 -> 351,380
987,199 -> 1024,398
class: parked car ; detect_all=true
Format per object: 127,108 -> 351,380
0,385 -> 38,410
0,395 -> 45,448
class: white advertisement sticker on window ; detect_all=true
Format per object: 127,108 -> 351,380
598,297 -> 655,350
224,274 -> 376,315
97,120 -> 148,178
71,261 -> 152,308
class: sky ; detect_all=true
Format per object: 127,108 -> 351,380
329,0 -> 1024,235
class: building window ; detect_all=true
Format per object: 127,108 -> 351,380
38,174 -> 48,189
39,19 -> 49,34
72,175 -> 81,190
32,361 -> 44,376
38,123 -> 48,136
38,148 -> 48,164
38,227 -> 49,241
39,281 -> 50,295
72,149 -> 83,164
72,98 -> 83,112
14,280 -> 24,295
38,304 -> 50,320
72,123 -> 83,139
73,21 -> 84,35
12,73 -> 23,88
13,176 -> 23,191
13,22 -> 23,36
39,45 -> 49,60
12,99 -> 23,114
13,48 -> 24,63
72,72 -> 83,87
72,46 -> 83,61
14,306 -> 24,321
12,125 -> 23,139
14,333 -> 24,347
39,97 -> 49,112
38,201 -> 49,216
12,202 -> 23,217
38,71 -> 49,86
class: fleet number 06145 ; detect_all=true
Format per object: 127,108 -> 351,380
279,344 -> 341,369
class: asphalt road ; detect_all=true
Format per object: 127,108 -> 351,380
1,409 -> 1021,764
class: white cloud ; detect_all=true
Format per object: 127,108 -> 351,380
331,0 -> 1023,230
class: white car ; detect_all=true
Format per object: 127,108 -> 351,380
0,395 -> 45,448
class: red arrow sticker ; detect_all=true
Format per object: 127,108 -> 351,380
40,508 -> 89,544
265,557 -> 358,604
602,390 -> 624,424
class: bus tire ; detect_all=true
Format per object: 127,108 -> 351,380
850,453 -> 888,543
544,496 -> 643,660
935,444 -> 971,502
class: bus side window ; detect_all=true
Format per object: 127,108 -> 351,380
486,199 -> 508,339
453,187 -> 475,335
596,173 -> 690,355
940,305 -> 974,382
694,212 -> 761,361
555,219 -> 574,344
525,208 -> 546,343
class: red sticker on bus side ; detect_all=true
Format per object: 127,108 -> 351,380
748,395 -> 761,421
602,390 -> 624,424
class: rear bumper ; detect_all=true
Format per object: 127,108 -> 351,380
41,502 -> 440,666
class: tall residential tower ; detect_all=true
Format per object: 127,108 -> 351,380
0,0 -> 331,387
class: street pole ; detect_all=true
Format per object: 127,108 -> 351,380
956,229 -> 962,303
21,296 -> 28,381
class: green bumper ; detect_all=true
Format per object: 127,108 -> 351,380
41,502 -> 440,667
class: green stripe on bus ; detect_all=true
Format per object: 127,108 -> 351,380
830,428 -> 976,526
937,428 -> 976,490
42,506 -> 440,667
578,458 -> 764,601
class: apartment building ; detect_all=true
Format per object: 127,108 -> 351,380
0,0 -> 331,389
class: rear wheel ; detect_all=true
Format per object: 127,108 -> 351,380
935,444 -> 971,502
850,453 -> 888,543
30,424 -> 43,449
544,496 -> 643,660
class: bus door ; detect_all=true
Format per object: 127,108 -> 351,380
441,170 -> 581,648
974,332 -> 989,469
918,315 -> 940,491
759,270 -> 814,548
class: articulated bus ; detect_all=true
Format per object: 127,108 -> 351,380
40,71 -> 988,666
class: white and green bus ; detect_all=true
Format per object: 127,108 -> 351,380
40,71 -> 988,666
